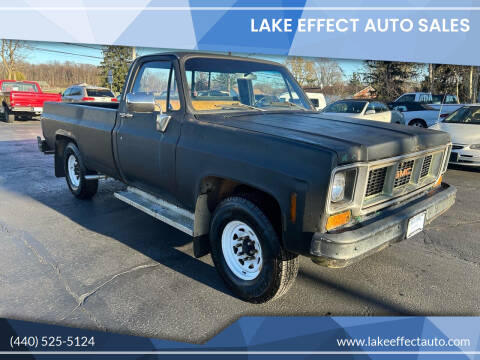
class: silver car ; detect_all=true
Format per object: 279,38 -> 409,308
62,84 -> 116,103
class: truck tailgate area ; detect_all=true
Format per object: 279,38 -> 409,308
42,102 -> 119,177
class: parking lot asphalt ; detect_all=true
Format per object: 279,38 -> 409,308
0,120 -> 479,344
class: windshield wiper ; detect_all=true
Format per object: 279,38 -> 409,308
215,103 -> 266,112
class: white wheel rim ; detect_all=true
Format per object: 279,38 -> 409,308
67,154 -> 80,188
221,220 -> 263,281
413,122 -> 423,127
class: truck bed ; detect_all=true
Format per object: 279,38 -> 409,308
42,102 -> 120,177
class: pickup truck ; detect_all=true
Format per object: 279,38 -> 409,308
0,80 -> 61,122
38,52 -> 456,303
393,92 -> 464,119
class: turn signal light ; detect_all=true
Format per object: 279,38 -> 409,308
326,210 -> 351,231
434,175 -> 442,188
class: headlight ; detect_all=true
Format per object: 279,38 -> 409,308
331,172 -> 346,203
470,144 -> 480,150
329,168 -> 358,208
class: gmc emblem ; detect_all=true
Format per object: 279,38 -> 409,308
395,167 -> 412,179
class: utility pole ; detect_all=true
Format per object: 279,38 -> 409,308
429,63 -> 433,92
469,65 -> 474,103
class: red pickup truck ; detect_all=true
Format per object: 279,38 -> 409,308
0,80 -> 61,123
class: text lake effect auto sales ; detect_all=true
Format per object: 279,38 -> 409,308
250,18 -> 470,33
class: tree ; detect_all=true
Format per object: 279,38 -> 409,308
285,56 -> 318,87
0,40 -> 28,80
421,64 -> 479,103
285,56 -> 344,89
348,72 -> 364,94
362,61 -> 423,102
99,46 -> 133,93
17,61 -> 100,90
314,58 -> 344,88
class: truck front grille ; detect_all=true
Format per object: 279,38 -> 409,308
393,160 -> 414,188
420,155 -> 432,178
362,148 -> 447,211
365,167 -> 387,197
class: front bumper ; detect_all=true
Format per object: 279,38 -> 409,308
450,149 -> 480,167
310,183 -> 456,268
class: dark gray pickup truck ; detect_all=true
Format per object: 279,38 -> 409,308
38,52 -> 456,303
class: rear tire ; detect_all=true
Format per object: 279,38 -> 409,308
3,107 -> 14,123
63,142 -> 98,199
409,119 -> 427,128
210,196 -> 299,303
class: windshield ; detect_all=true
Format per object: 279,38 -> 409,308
323,100 -> 367,114
184,57 -> 312,112
444,106 -> 480,124
1,82 -> 38,92
86,88 -> 114,97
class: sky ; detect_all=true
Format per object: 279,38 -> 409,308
21,41 -> 365,79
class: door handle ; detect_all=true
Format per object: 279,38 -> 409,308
156,113 -> 172,132
119,112 -> 133,118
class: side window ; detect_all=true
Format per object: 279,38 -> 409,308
132,61 -> 180,112
366,102 -> 380,113
309,98 -> 319,107
374,102 -> 388,112
70,87 -> 82,96
398,94 -> 415,102
446,95 -> 456,104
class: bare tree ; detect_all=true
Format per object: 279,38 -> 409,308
0,40 -> 28,80
285,57 -> 318,87
314,58 -> 344,88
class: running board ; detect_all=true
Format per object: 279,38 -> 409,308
114,187 -> 194,236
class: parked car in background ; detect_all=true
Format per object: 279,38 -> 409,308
393,92 -> 463,117
305,92 -> 326,111
0,80 -> 62,123
321,99 -> 404,123
279,92 -> 326,111
430,105 -> 480,167
389,102 -> 440,128
62,84 -> 117,102
395,92 -> 433,104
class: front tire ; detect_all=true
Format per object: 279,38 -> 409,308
63,143 -> 98,199
210,196 -> 299,303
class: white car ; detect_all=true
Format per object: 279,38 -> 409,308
390,102 -> 441,128
62,84 -> 117,103
430,105 -> 480,167
279,92 -> 326,111
321,99 -> 404,123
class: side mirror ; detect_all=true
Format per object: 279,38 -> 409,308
365,109 -> 375,115
126,93 -> 155,113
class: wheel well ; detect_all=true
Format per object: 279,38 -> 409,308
409,118 -> 427,127
198,177 -> 283,238
54,135 -> 76,177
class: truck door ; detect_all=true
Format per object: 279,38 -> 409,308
115,59 -> 183,197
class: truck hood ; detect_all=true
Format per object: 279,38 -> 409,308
198,112 -> 450,164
